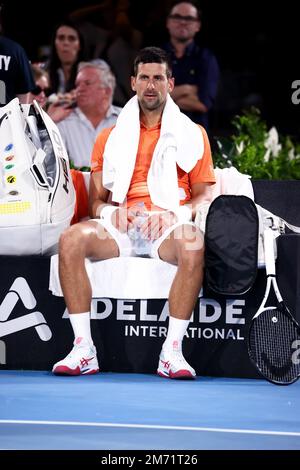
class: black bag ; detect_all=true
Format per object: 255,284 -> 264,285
204,195 -> 259,295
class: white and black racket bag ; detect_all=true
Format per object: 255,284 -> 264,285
196,195 -> 300,295
0,98 -> 75,255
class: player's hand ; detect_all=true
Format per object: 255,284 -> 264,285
111,207 -> 136,233
141,211 -> 177,240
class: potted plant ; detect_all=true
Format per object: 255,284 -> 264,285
213,107 -> 300,179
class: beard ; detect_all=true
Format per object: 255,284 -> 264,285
140,92 -> 163,111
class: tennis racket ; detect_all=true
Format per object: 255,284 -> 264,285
248,228 -> 300,385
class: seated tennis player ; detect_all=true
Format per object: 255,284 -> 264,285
52,47 -> 215,379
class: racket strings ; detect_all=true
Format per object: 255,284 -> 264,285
249,308 -> 300,384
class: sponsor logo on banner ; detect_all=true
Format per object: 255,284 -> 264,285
62,297 -> 246,341
0,277 -> 52,364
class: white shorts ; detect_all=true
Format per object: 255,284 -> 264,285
93,216 -> 195,259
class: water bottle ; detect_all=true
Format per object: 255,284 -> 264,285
129,202 -> 151,257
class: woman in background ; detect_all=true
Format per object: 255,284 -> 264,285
29,64 -> 50,108
46,20 -> 85,96
29,63 -> 73,123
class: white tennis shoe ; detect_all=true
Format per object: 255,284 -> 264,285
157,347 -> 196,379
52,337 -> 99,375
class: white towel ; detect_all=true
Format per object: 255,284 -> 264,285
49,255 -> 203,299
102,95 -> 204,210
211,167 -> 254,200
194,167 -> 254,233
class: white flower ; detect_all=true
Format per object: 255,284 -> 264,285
263,148 -> 271,162
264,127 -> 282,157
236,141 -> 244,154
287,147 -> 300,161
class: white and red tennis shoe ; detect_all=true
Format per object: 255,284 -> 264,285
52,337 -> 99,375
157,347 -> 196,379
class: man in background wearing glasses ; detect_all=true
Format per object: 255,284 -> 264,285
57,60 -> 121,169
164,1 -> 219,131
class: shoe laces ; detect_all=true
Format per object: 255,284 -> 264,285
162,346 -> 194,374
171,350 -> 189,365
164,348 -> 187,364
67,342 -> 91,360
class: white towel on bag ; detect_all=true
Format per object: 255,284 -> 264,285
102,95 -> 204,210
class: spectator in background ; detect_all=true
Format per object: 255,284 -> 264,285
57,60 -> 121,169
29,63 -> 73,123
163,1 -> 219,130
29,64 -> 50,109
46,20 -> 85,96
0,3 -> 35,106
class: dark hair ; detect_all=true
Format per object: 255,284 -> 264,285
47,19 -> 85,94
133,47 -> 173,78
169,1 -> 202,21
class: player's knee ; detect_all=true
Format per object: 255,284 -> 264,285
176,227 -> 204,271
59,224 -> 86,257
176,224 -> 204,250
180,245 -> 204,272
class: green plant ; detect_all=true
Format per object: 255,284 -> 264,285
214,108 -> 300,179
69,160 -> 91,173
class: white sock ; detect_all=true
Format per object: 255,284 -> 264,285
163,316 -> 190,352
69,312 -> 93,345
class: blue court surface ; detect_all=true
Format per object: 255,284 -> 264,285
0,370 -> 299,450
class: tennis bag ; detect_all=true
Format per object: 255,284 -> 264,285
203,195 -> 259,295
199,194 -> 300,295
0,98 -> 75,255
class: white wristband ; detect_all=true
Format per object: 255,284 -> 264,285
174,205 -> 192,223
100,205 -> 117,221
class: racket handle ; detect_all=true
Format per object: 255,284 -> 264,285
264,228 -> 276,276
